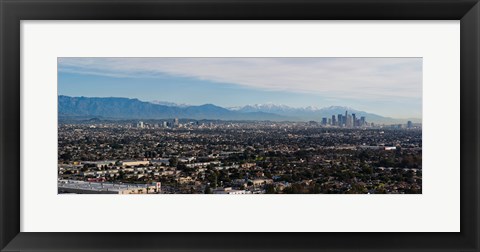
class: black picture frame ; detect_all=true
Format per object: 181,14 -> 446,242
1,0 -> 479,251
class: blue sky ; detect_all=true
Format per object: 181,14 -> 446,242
58,57 -> 422,118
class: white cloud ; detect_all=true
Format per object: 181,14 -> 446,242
58,57 -> 422,101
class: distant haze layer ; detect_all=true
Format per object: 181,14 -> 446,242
58,96 -> 420,124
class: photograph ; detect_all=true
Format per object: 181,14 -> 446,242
57,57 -> 422,194
3,0 -> 478,249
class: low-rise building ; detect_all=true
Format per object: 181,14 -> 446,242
120,160 -> 150,167
213,187 -> 247,194
252,178 -> 273,186
58,180 -> 160,194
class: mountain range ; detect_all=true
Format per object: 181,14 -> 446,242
58,96 -> 420,124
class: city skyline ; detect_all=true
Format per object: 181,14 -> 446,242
58,57 -> 422,119
58,95 -> 421,124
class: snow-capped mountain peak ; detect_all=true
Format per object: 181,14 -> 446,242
150,100 -> 190,107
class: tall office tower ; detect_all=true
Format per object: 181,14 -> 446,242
174,118 -> 179,127
407,121 -> 413,129
347,114 -> 352,128
344,111 -> 348,126
338,114 -> 343,127
332,115 -> 336,126
328,118 -> 332,125
322,117 -> 327,125
352,113 -> 356,127
360,116 -> 366,127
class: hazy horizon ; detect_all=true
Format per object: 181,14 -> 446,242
58,57 -> 422,118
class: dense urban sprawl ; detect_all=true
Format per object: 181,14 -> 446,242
58,116 -> 422,194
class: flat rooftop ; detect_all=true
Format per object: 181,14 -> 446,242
58,179 -> 152,192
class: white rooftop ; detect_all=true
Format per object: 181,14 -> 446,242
58,179 -> 152,192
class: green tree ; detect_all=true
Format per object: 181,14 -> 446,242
169,157 -> 178,167
204,186 -> 212,194
265,184 -> 276,194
